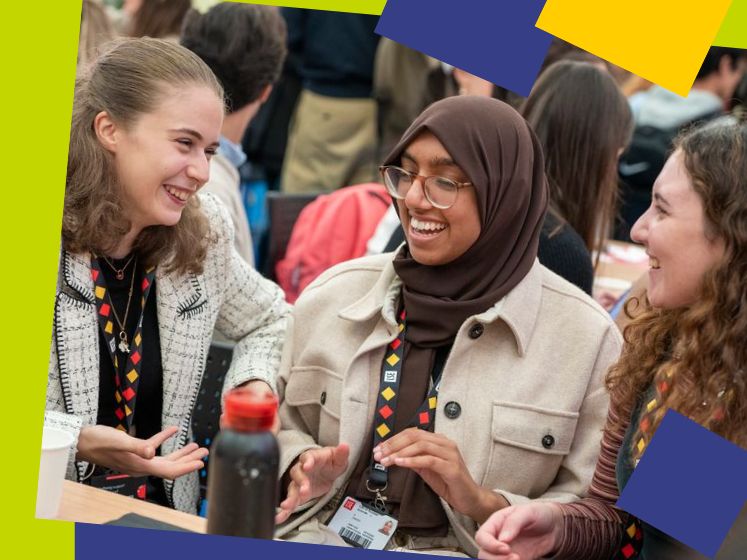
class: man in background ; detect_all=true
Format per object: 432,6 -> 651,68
181,3 -> 287,266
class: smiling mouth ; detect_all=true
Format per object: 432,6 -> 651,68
163,184 -> 192,204
649,256 -> 661,270
410,216 -> 447,237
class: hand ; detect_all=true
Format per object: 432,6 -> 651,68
373,427 -> 507,523
275,443 -> 350,524
475,502 -> 564,560
76,425 -> 208,480
222,379 -> 280,434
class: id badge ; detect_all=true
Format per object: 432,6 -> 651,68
89,472 -> 148,500
327,496 -> 398,550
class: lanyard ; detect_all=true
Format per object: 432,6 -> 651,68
91,256 -> 156,433
367,310 -> 447,509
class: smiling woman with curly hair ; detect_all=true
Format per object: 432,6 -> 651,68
476,120 -> 747,559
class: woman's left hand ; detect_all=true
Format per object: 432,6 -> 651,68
373,427 -> 508,523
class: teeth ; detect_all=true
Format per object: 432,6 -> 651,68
411,217 -> 447,232
650,256 -> 660,269
165,185 -> 190,202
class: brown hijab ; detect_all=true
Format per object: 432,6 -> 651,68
385,95 -> 549,345
343,97 -> 550,537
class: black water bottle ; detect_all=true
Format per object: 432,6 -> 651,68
206,389 -> 279,538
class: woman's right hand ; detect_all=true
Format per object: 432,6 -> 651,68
475,502 -> 564,560
275,443 -> 350,524
76,425 -> 208,480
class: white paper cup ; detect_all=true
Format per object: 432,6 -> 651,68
36,427 -> 74,519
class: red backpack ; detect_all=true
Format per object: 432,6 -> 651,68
276,183 -> 391,303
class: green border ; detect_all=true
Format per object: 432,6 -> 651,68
714,0 -> 747,48
1,0 -> 80,558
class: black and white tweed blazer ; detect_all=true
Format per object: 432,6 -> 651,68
44,193 -> 290,513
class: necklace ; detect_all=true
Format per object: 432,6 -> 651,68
102,254 -> 136,281
108,260 -> 137,354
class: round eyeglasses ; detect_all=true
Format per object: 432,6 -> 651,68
379,165 -> 472,210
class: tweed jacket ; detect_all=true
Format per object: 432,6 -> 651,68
44,193 -> 290,513
276,253 -> 622,555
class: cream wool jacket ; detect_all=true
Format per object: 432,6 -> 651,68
44,193 -> 290,513
276,253 -> 622,555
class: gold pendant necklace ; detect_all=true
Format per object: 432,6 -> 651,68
102,254 -> 136,281
107,260 -> 137,355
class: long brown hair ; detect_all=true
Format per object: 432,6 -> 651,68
521,61 -> 633,256
64,37 -> 224,274
128,0 -> 191,40
609,121 -> 747,454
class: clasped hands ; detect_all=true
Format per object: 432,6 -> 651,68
276,427 -> 506,525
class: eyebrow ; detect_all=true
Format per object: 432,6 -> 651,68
169,128 -> 220,148
653,192 -> 671,207
401,151 -> 460,169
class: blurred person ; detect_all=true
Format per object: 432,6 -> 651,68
617,47 -> 747,240
78,0 -> 117,72
521,61 -> 634,294
181,3 -> 287,266
476,121 -> 747,560
279,9 -> 380,193
274,97 -> 621,555
127,0 -> 191,41
46,38 -> 289,513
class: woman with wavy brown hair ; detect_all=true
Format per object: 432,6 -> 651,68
475,120 -> 747,559
521,60 -> 633,294
45,37 -> 289,513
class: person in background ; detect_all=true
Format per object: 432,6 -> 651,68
181,3 -> 287,267
279,9 -> 380,193
476,121 -> 747,560
77,0 -> 117,72
274,97 -> 621,555
46,38 -> 289,513
617,47 -> 747,241
520,60 -> 633,294
127,0 -> 191,41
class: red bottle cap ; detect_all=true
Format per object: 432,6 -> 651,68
223,388 -> 278,432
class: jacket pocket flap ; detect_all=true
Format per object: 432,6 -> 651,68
491,401 -> 579,455
284,366 -> 343,419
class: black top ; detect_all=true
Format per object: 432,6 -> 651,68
382,212 -> 594,295
95,255 -> 166,505
282,8 -> 380,98
537,212 -> 594,295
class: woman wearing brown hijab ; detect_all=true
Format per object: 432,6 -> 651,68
275,96 -> 621,555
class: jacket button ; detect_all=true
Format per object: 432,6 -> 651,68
468,323 -> 484,339
444,401 -> 461,419
320,391 -> 327,405
542,434 -> 555,449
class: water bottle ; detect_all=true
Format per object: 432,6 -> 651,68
206,389 -> 279,538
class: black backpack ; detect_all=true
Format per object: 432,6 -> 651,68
614,109 -> 723,241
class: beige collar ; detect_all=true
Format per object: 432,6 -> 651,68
339,257 -> 544,357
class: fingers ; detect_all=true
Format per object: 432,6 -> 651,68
476,509 -> 513,552
331,443 -> 350,470
277,480 -> 301,522
163,442 -> 208,461
141,426 -> 179,457
496,506 -> 538,543
374,428 -> 447,460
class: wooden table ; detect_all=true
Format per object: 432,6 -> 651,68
56,480 -> 206,532
593,240 -> 649,302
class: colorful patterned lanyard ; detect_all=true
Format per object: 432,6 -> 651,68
91,256 -> 156,433
367,310 -> 443,509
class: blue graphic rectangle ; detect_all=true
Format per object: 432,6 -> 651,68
617,409 -> 747,557
376,0 -> 553,96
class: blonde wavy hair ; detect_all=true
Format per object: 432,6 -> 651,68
64,37 -> 224,274
608,121 -> 747,456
